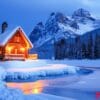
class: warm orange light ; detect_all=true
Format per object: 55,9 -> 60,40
20,47 -> 25,52
28,54 -> 38,60
7,47 -> 12,53
32,88 -> 39,94
7,81 -> 45,95
7,47 -> 12,51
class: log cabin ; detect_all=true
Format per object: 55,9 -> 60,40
0,26 -> 36,60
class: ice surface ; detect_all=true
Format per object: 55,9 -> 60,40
25,93 -> 75,100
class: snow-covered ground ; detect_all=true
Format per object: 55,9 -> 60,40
0,59 -> 100,100
0,59 -> 99,82
47,59 -> 100,68
0,66 -> 24,100
0,60 -> 80,82
25,93 -> 75,100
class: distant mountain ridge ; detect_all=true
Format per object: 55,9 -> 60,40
29,8 -> 100,59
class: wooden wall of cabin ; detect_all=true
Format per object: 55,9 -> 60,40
7,31 -> 26,47
0,30 -> 32,60
4,31 -> 27,57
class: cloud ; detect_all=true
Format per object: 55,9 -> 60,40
82,0 -> 93,6
82,0 -> 99,6
80,0 -> 100,18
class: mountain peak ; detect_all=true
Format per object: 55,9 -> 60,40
37,22 -> 44,28
55,12 -> 69,23
29,8 -> 99,47
50,12 -> 55,16
72,8 -> 95,23
45,12 -> 68,33
29,22 -> 45,43
72,8 -> 91,18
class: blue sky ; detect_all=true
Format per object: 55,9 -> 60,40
0,0 -> 100,35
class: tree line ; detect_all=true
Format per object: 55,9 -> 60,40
55,31 -> 100,59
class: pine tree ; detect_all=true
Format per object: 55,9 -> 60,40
81,43 -> 87,58
87,34 -> 93,59
94,34 -> 100,58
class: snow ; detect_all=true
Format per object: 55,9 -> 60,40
0,59 -> 99,81
0,86 -> 24,100
0,66 -> 6,80
58,22 -> 95,35
76,23 -> 94,35
22,65 -> 99,100
0,59 -> 100,100
0,66 -> 24,100
0,27 -> 18,46
36,36 -> 52,47
6,64 -> 78,74
36,20 -> 96,47
0,60 -> 47,68
25,93 -> 75,100
0,61 -> 77,100
7,61 -> 100,100
0,26 -> 33,47
0,60 -> 76,100
0,60 -> 79,81
48,59 -> 100,68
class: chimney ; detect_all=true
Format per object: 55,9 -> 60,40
1,22 -> 8,33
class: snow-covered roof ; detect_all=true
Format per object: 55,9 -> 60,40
0,26 -> 33,47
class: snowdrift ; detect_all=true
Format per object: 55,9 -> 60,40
0,60 -> 79,82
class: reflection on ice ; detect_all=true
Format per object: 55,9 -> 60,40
6,75 -> 79,94
7,80 -> 45,94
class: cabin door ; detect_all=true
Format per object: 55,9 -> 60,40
14,49 -> 18,54
13,46 -> 25,55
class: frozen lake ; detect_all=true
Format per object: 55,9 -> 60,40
7,68 -> 96,100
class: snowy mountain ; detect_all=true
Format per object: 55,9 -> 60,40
72,8 -> 95,22
30,22 -> 45,43
29,8 -> 100,59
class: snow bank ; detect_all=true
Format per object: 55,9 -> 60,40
1,59 -> 99,82
0,86 -> 24,100
0,66 -> 6,80
0,62 -> 70,100
5,64 -> 79,81
0,66 -> 24,100
0,60 -> 80,81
